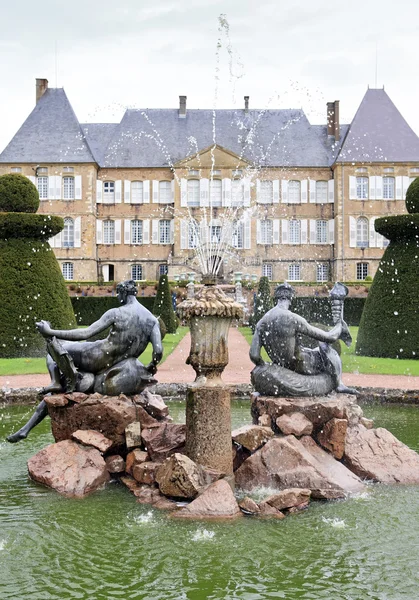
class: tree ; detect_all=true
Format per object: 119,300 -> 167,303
250,276 -> 273,332
153,274 -> 177,333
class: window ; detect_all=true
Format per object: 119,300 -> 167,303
131,181 -> 143,204
188,220 -> 199,249
37,176 -> 48,199
37,167 -> 48,174
187,179 -> 200,207
103,220 -> 115,244
410,168 -> 419,174
383,167 -> 394,173
131,264 -> 143,280
316,181 -> 328,203
232,169 -> 243,177
288,181 -> 301,203
63,167 -> 74,173
189,169 -> 199,176
63,217 -> 74,248
131,220 -> 143,245
11,167 -> 21,173
356,177 -> 368,199
355,167 -> 368,173
316,263 -> 329,282
103,181 -> 115,203
383,177 -> 395,199
210,180 -> 222,206
259,181 -> 273,204
232,179 -> 244,206
262,263 -> 273,280
316,220 -> 328,244
62,262 -> 74,281
159,180 -> 172,203
212,170 -> 221,176
288,263 -> 301,281
289,220 -> 301,244
356,262 -> 369,280
210,225 -> 222,243
356,217 -> 369,248
232,221 -> 244,249
159,264 -> 168,276
260,220 -> 273,245
159,220 -> 171,244
63,177 -> 75,200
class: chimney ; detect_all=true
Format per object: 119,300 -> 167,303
179,95 -> 187,118
327,100 -> 340,141
36,78 -> 48,104
244,95 -> 249,113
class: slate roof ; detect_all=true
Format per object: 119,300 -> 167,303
337,88 -> 419,163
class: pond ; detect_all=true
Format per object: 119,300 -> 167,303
1,400 -> 419,600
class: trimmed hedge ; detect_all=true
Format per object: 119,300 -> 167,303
291,297 -> 365,327
153,274 -> 177,333
249,276 -> 273,332
71,296 -> 155,325
375,213 -> 419,241
405,176 -> 419,214
0,174 -> 40,213
0,213 -> 64,239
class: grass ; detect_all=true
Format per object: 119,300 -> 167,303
238,326 -> 419,377
0,327 -> 189,377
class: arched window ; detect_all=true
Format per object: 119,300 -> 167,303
159,180 -> 172,203
356,217 -> 369,247
62,262 -> 74,280
210,180 -> 222,206
131,264 -> 143,280
288,181 -> 301,203
63,217 -> 74,248
187,179 -> 200,207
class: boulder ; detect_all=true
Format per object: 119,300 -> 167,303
239,496 -> 260,514
132,461 -> 161,485
125,422 -> 142,449
231,425 -> 274,452
135,405 -> 161,429
141,423 -> 186,462
44,394 -> 68,407
360,417 -> 374,430
28,440 -> 109,497
276,413 -> 313,437
134,389 -> 169,420
64,392 -> 88,404
316,418 -> 348,459
125,449 -> 149,475
174,479 -> 242,520
258,502 -> 286,518
105,455 -> 125,473
71,429 -> 113,453
156,453 -> 208,499
258,414 -> 272,427
344,425 -> 419,484
343,403 -> 363,426
263,488 -> 311,511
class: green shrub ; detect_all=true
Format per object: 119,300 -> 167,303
299,323 -> 341,355
291,297 -> 365,327
71,296 -> 155,325
157,316 -> 167,340
0,213 -> 63,239
405,177 -> 419,214
0,173 -> 40,213
250,276 -> 273,332
153,274 -> 177,333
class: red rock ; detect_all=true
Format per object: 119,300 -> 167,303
125,422 -> 142,449
276,413 -> 313,437
120,475 -> 140,493
134,389 -> 169,420
64,392 -> 88,404
156,453 -> 208,499
264,488 -> 311,511
360,417 -> 374,430
238,496 -> 260,514
125,449 -> 149,475
141,423 -> 186,462
71,429 -> 113,453
135,405 -> 161,429
258,502 -> 285,518
317,418 -> 348,459
174,480 -> 242,520
134,485 -> 161,504
344,425 -> 419,484
44,394 -> 68,407
105,455 -> 125,473
231,425 -> 274,452
132,462 -> 161,485
258,414 -> 272,427
287,502 -> 310,513
27,440 -> 109,497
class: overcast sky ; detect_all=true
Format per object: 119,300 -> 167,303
1,0 -> 418,153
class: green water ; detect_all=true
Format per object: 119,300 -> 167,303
1,401 -> 419,600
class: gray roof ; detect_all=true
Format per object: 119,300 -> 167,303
337,88 -> 419,163
80,123 -> 118,165
0,89 -> 95,164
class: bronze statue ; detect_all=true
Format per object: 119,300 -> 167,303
250,282 -> 356,397
7,280 -> 163,443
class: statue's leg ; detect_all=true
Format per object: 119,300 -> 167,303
46,337 -> 80,393
40,354 -> 64,395
318,343 -> 357,395
6,400 -> 49,443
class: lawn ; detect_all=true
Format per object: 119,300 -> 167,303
239,326 -> 419,376
0,327 -> 189,377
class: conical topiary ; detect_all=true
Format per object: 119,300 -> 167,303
250,276 -> 273,332
0,174 -> 76,357
153,274 -> 177,334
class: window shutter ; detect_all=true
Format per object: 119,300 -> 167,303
375,176 -> 383,200
256,220 -> 262,244
244,218 -> 251,249
273,219 -> 280,244
328,179 -> 334,203
124,180 -> 131,203
102,265 -> 109,283
115,180 -> 122,203
96,220 -> 103,244
328,219 -> 335,245
143,220 -> 150,244
171,179 -> 175,203
114,219 -> 122,244
74,175 -> 82,200
309,180 -> 316,203
180,219 -> 188,249
396,176 -> 403,200
96,180 -> 103,203
369,176 -> 376,200
309,219 -> 316,243
28,175 -> 36,185
301,180 -> 308,203
349,176 -> 357,200
170,220 -> 175,244
48,233 -> 55,248
349,216 -> 356,248
48,176 -> 55,200
369,217 -> 376,248
301,219 -> 308,244
152,220 -> 159,244
53,175 -> 61,200
143,180 -> 150,203
74,217 -> 81,247
124,219 -> 131,244
281,180 -> 288,203
55,230 -> 62,247
222,178 -> 231,207
281,219 -> 288,244
256,179 -> 261,203
402,176 -> 410,199
200,178 -> 209,207
152,180 -> 159,203
180,178 -> 187,207
273,180 -> 280,203
243,178 -> 251,207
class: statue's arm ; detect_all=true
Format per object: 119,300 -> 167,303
296,316 -> 342,343
249,327 -> 265,366
145,322 -> 163,374
36,310 -> 116,341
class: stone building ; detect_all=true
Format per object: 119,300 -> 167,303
1,79 -> 418,284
